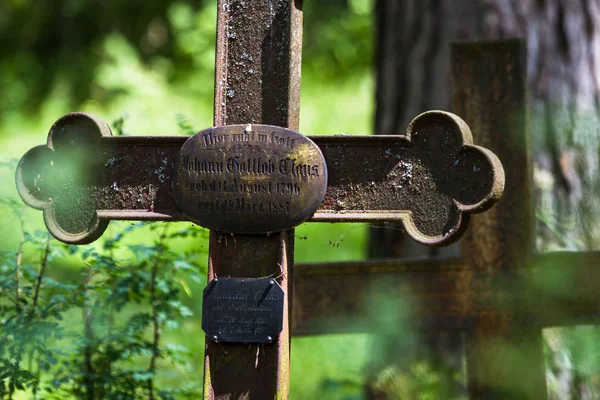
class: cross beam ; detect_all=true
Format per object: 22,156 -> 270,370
16,113 -> 503,245
292,251 -> 600,335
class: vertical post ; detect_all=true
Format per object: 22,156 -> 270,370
203,1 -> 302,399
452,40 -> 547,399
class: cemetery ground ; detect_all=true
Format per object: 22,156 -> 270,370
2,3 -> 600,400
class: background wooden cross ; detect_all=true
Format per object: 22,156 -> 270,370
293,40 -> 600,400
14,2 -> 504,399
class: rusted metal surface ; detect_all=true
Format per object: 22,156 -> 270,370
291,251 -> 600,336
453,39 -> 547,399
205,232 -> 293,400
15,117 -> 186,244
17,111 -> 504,245
313,111 -> 503,245
204,1 -> 302,399
214,1 -> 302,130
15,113 -> 113,244
174,125 -> 327,233
202,277 -> 285,343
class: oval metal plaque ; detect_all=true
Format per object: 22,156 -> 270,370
202,278 -> 284,344
174,124 -> 327,233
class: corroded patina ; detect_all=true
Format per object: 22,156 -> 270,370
16,111 -> 503,245
174,124 -> 327,233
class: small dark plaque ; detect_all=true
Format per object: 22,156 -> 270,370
173,124 -> 327,233
202,277 -> 284,344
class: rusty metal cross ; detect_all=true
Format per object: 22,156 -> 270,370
16,111 -> 502,245
14,2 -> 504,399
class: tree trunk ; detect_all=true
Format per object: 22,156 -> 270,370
369,0 -> 485,260
367,0 -> 600,398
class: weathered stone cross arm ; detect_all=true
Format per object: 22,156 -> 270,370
16,110 -> 503,245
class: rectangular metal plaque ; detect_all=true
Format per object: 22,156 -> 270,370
202,277 -> 284,343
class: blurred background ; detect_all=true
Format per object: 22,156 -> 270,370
2,0 -> 600,399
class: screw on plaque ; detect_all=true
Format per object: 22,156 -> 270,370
257,281 -> 275,304
204,278 -> 218,297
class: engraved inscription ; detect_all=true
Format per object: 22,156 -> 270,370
173,125 -> 327,233
202,278 -> 284,343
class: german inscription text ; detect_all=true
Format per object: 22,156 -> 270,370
173,125 -> 327,233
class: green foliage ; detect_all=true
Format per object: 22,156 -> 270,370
0,187 -> 208,399
545,327 -> 600,399
0,0 -> 373,122
370,363 -> 466,400
303,0 -> 373,80
0,0 -> 208,114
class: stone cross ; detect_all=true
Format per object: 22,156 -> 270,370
14,1 -> 504,399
